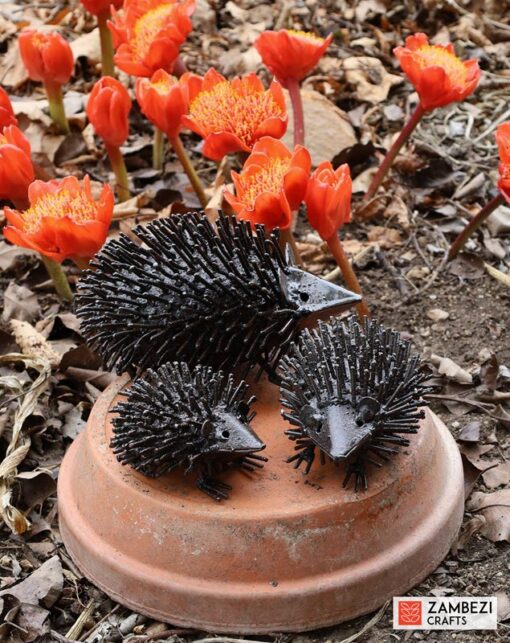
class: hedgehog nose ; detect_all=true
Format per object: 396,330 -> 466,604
325,405 -> 374,460
218,413 -> 265,453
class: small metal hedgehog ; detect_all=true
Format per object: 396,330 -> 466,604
279,317 -> 434,491
76,212 -> 360,375
111,362 -> 267,500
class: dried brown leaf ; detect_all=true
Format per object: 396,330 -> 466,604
343,56 -> 403,103
2,283 -> 40,324
283,90 -> 356,166
467,489 -> 510,543
0,556 -> 63,609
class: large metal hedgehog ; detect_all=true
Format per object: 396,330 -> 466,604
111,362 -> 267,500
279,317 -> 434,491
76,212 -> 360,376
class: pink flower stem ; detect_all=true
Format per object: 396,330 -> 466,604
287,78 -> 305,147
447,192 -> 505,261
105,143 -> 131,202
168,134 -> 208,208
365,103 -> 425,200
44,81 -> 70,134
153,127 -> 164,171
97,9 -> 115,77
326,234 -> 370,319
40,255 -> 73,301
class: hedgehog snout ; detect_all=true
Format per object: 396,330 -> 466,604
212,412 -> 265,454
318,403 -> 376,461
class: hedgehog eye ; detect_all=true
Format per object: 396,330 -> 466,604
299,291 -> 310,302
221,430 -> 230,440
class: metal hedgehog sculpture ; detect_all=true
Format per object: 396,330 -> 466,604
76,212 -> 360,375
111,362 -> 267,500
279,317 -> 434,491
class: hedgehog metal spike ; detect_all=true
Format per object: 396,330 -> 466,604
279,317 -> 434,492
76,212 -> 361,375
110,362 -> 267,501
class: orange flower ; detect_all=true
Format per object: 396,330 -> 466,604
19,30 -> 74,85
224,137 -> 311,230
393,33 -> 480,111
0,126 -> 35,202
496,122 -> 510,204
0,87 -> 17,131
182,69 -> 287,160
3,176 -> 113,263
81,0 -> 123,16
108,0 -> 195,77
86,76 -> 132,148
254,29 -> 332,86
305,162 -> 352,241
136,69 -> 200,139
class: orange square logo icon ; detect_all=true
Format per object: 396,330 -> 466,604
398,600 -> 422,626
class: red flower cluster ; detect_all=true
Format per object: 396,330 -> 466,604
0,126 -> 35,202
19,30 -> 74,85
182,69 -> 287,160
108,0 -> 195,77
3,176 -> 113,263
86,76 -> 132,147
394,33 -> 480,111
255,29 -> 332,87
136,69 -> 200,139
496,123 -> 510,204
0,87 -> 17,131
225,138 -> 310,230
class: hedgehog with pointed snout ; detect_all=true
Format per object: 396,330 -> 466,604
279,317 -> 434,492
76,212 -> 360,376
111,362 -> 267,500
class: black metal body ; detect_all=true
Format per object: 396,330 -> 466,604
279,317 -> 433,491
76,212 -> 360,376
110,362 -> 267,500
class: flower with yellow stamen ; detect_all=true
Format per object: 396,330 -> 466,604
182,69 -> 287,160
394,32 -> 480,111
3,176 -> 113,264
108,0 -> 195,77
224,137 -> 311,231
254,29 -> 332,87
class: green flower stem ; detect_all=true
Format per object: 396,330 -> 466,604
326,233 -> 370,319
44,81 -> 70,134
40,255 -> 73,301
280,227 -> 302,266
169,134 -> 208,208
287,78 -> 305,147
97,9 -> 115,77
105,143 -> 131,202
447,192 -> 505,261
365,103 -> 425,200
153,127 -> 164,171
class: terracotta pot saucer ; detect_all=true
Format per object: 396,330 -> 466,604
58,374 -> 464,634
